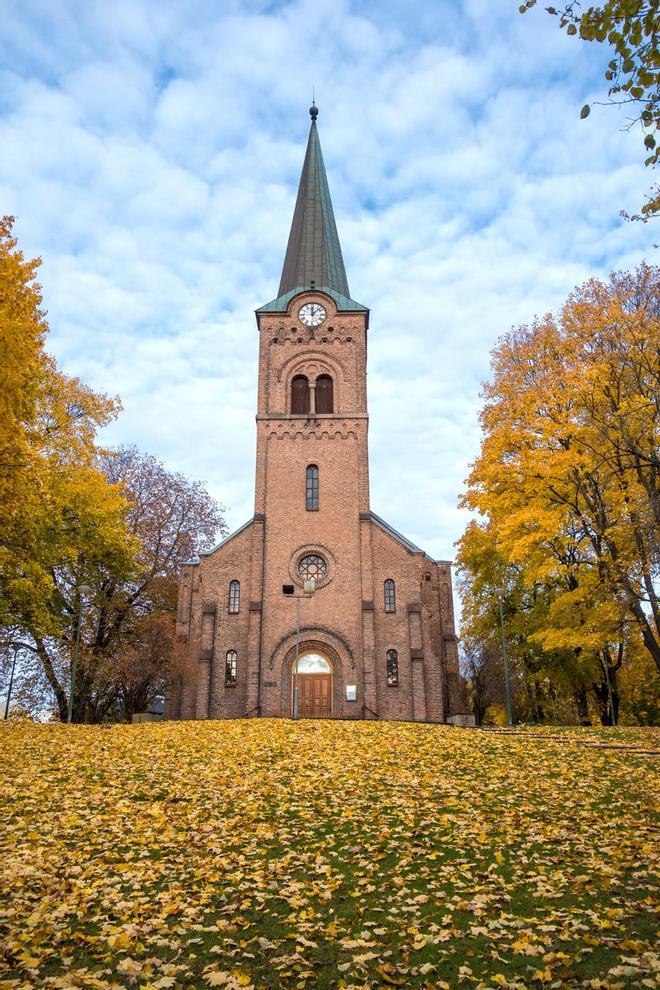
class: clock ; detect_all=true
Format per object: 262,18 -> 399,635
298,302 -> 326,327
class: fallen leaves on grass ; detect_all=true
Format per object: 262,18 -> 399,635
0,721 -> 657,989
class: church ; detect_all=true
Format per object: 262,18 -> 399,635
165,106 -> 465,723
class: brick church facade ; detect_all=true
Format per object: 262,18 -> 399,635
166,106 -> 465,723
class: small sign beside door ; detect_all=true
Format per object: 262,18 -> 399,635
345,684 -> 357,701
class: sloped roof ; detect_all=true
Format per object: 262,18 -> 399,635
256,285 -> 367,315
258,107 -> 366,316
279,109 -> 349,298
370,511 -> 425,555
199,518 -> 254,558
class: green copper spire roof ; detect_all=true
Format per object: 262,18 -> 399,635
257,106 -> 366,315
278,104 -> 350,298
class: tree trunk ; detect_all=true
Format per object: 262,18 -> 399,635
574,686 -> 591,725
35,637 -> 68,722
629,597 -> 660,673
592,655 -> 620,727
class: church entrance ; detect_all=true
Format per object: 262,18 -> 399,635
293,652 -> 333,718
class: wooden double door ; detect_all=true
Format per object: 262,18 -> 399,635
297,673 -> 332,718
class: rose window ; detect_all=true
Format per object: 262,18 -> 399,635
298,554 -> 327,582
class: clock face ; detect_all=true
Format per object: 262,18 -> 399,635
298,302 -> 326,327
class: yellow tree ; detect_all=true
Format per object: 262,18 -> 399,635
456,520 -> 597,723
461,264 -> 660,695
0,217 -> 137,717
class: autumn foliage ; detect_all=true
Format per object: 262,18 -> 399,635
0,218 -> 224,721
520,2 -> 660,219
0,216 -> 134,638
458,264 -> 659,725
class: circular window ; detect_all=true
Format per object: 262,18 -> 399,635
298,554 -> 327,581
289,544 -> 336,590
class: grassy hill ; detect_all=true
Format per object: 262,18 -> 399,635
0,721 -> 657,989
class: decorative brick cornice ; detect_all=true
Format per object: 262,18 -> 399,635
361,600 -> 374,611
202,602 -> 217,614
266,424 -> 359,441
410,649 -> 424,660
257,413 -> 368,421
406,603 -> 422,614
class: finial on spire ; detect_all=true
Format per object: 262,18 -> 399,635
310,88 -> 318,121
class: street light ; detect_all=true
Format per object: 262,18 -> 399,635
68,584 -> 92,724
283,579 -> 316,719
494,588 -> 514,727
3,644 -> 20,720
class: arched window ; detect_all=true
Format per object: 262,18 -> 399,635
316,374 -> 334,414
384,579 -> 396,613
225,650 -> 237,686
387,650 -> 399,687
228,580 -> 240,613
296,653 -> 331,673
291,375 -> 310,414
306,464 -> 319,511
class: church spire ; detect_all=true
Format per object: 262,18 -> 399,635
277,105 -> 351,299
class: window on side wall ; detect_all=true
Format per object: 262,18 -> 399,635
225,650 -> 237,686
228,580 -> 240,613
387,649 -> 399,686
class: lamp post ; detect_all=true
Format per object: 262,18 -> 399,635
68,584 -> 92,724
494,588 -> 514,727
3,644 -> 20,720
283,579 -> 316,719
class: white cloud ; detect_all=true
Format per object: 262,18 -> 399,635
0,0 -> 654,590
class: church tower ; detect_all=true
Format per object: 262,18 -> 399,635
167,107 -> 464,723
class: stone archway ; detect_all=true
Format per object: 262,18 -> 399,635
274,636 -> 347,719
292,650 -> 333,718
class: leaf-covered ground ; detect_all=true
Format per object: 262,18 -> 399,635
0,721 -> 658,990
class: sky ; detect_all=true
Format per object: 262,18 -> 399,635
1,0 -> 654,568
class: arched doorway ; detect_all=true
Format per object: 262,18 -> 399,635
292,651 -> 333,718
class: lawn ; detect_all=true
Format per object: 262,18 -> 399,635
0,721 -> 657,990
